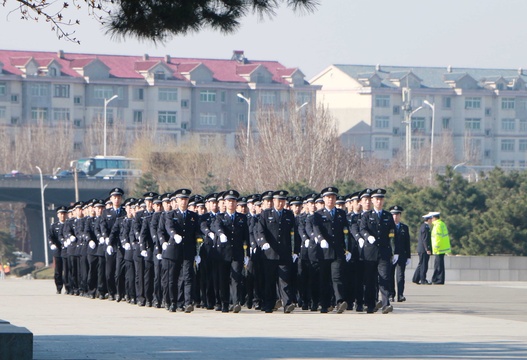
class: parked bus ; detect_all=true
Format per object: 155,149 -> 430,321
75,156 -> 141,177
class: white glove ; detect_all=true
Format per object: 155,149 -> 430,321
88,240 -> 96,249
69,235 -> 76,242
141,250 -> 148,257
124,243 -> 131,251
156,254 -> 163,260
99,237 -> 105,244
406,258 -> 411,266
162,242 -> 168,250
195,255 -> 201,265
65,239 -> 71,247
392,254 -> 399,265
292,254 -> 299,263
105,237 -> 110,245
320,239 -> 329,249
50,244 -> 57,251
358,238 -> 365,248
219,234 -> 228,243
345,252 -> 352,262
252,247 -> 257,254
208,232 -> 215,240
262,243 -> 270,251
304,239 -> 310,248
367,236 -> 376,244
106,245 -> 114,255
243,256 -> 249,266
174,235 -> 183,244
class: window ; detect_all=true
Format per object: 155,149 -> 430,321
412,117 -> 425,130
520,160 -> 526,169
374,116 -> 390,129
238,113 -> 246,125
11,117 -> 18,125
54,84 -> 70,98
501,98 -> 515,110
221,91 -> 226,103
199,134 -> 216,146
520,139 -> 527,151
521,119 -> 527,132
237,92 -> 247,103
30,84 -> 49,97
485,108 -> 492,116
500,160 -> 515,168
74,96 -> 82,105
199,113 -> 217,126
93,86 -> 113,99
442,117 -> 451,129
0,83 -> 6,96
11,94 -> 19,103
73,119 -> 82,127
501,118 -> 515,131
465,97 -> 481,109
181,100 -> 189,108
442,97 -> 452,109
392,106 -> 400,115
53,108 -> 70,121
93,108 -> 113,123
501,139 -> 515,152
412,138 -> 425,149
465,118 -> 481,130
375,95 -> 390,108
31,107 -> 48,121
374,137 -> 389,150
158,88 -> 178,101
484,150 -> 491,158
260,92 -> 276,105
200,90 -> 216,102
133,110 -> 143,123
134,88 -> 144,101
0,107 -> 5,120
158,111 -> 177,124
73,142 -> 82,151
154,71 -> 166,80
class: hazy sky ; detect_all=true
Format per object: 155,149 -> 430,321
2,0 -> 527,79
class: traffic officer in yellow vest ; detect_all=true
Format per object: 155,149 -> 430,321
430,212 -> 451,284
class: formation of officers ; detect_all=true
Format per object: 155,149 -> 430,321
47,185 -> 412,315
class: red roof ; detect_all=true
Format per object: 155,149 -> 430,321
0,49 -> 301,84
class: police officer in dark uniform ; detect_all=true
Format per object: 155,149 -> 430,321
413,213 -> 433,285
256,190 -> 299,314
83,199 -> 100,299
389,205 -> 411,302
306,187 -> 349,314
157,193 -> 173,309
138,192 -> 158,307
359,188 -> 396,314
163,189 -> 201,313
99,187 -> 126,301
199,193 -> 220,310
347,191 -> 365,312
48,206 -> 68,294
93,199 -> 108,299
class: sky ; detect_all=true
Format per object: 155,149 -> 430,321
2,0 -> 527,80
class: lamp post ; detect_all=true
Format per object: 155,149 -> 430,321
404,106 -> 424,170
70,160 -> 79,202
423,100 -> 436,184
296,102 -> 309,112
103,95 -> 119,156
35,166 -> 49,267
237,93 -> 251,149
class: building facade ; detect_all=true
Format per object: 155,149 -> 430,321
311,64 -> 527,170
0,49 -> 316,153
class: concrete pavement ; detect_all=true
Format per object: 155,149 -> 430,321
1,278 -> 527,359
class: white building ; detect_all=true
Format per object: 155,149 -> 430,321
311,64 -> 527,170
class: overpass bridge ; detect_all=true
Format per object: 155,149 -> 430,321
0,178 -> 127,263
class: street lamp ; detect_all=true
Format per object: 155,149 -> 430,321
423,100 -> 436,184
70,160 -> 79,202
404,106 -> 424,170
237,93 -> 251,149
103,95 -> 118,156
35,166 -> 49,267
296,102 -> 309,112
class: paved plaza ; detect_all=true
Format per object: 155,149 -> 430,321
1,278 -> 527,359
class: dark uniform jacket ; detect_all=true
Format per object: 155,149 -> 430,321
211,212 -> 249,262
416,222 -> 432,254
296,213 -> 309,261
113,216 -> 132,261
100,207 -> 126,247
256,208 -> 300,263
199,212 -> 218,259
63,218 -> 77,257
394,222 -> 411,263
48,221 -> 65,257
307,208 -> 349,261
359,209 -> 396,261
164,209 -> 201,261
347,212 -> 362,261
83,216 -> 98,256
139,210 -> 157,261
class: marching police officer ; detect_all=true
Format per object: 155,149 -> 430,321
48,206 -> 68,294
389,205 -> 411,302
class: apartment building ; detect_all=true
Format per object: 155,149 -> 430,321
0,49 -> 316,153
311,64 -> 527,169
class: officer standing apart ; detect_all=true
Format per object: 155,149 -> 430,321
359,188 -> 396,314
256,190 -> 299,313
48,206 -> 68,294
389,205 -> 411,302
413,213 -> 432,285
430,212 -> 451,285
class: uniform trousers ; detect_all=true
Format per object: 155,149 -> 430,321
86,254 -> 98,296
153,256 -> 163,306
413,253 -> 430,284
262,260 -> 295,311
390,261 -> 406,299
319,258 -> 346,309
432,254 -> 445,284
53,256 -> 64,292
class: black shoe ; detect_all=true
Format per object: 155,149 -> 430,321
254,304 -> 262,311
138,301 -> 146,307
421,280 -> 432,285
215,304 -> 222,311
185,304 -> 194,313
146,302 -> 152,308
310,306 -> 318,312
108,294 -> 116,301
397,296 -> 406,302
301,305 -> 309,311
382,305 -> 393,314
56,290 -> 61,294
366,307 -> 375,314
374,300 -> 382,312
389,297 -> 395,303
273,299 -> 282,311
246,301 -> 253,309
233,304 -> 242,313
356,304 -> 364,312
116,295 -> 122,303
169,304 -> 177,312
284,303 -> 295,313
320,307 -> 329,313
336,301 -> 347,314
222,305 -> 230,313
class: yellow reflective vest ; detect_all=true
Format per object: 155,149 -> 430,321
431,219 -> 451,255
